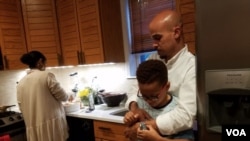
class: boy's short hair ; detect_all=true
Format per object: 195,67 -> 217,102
136,59 -> 168,86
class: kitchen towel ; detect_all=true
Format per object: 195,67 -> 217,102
0,134 -> 10,141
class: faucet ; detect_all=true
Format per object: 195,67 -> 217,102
91,76 -> 104,105
69,72 -> 79,97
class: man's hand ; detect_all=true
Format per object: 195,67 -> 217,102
137,125 -> 163,141
124,122 -> 139,141
124,120 -> 159,141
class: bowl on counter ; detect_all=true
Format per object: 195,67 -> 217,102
63,102 -> 80,113
100,92 -> 126,107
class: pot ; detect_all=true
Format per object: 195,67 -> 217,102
0,105 -> 15,112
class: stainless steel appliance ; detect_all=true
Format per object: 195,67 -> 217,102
195,0 -> 250,140
0,110 -> 26,141
205,69 -> 250,133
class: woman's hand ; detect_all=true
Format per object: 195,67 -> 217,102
68,94 -> 74,102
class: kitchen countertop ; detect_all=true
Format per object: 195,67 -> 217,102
66,104 -> 127,124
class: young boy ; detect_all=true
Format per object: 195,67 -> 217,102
124,60 -> 194,141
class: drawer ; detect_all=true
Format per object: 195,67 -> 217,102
94,120 -> 128,141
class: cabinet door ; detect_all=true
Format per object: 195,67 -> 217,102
76,0 -> 125,64
56,0 -> 82,65
0,0 -> 27,70
94,120 -> 128,141
67,116 -> 95,141
21,0 -> 61,67
176,0 -> 196,54
76,0 -> 104,64
98,0 -> 125,63
95,138 -> 102,141
95,138 -> 110,141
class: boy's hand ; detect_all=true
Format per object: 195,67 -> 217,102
124,111 -> 139,126
137,125 -> 162,141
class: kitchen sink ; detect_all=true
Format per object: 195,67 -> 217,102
110,109 -> 128,117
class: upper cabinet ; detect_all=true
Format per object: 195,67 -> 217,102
56,0 -> 81,65
0,0 -> 27,70
21,0 -> 62,67
76,0 -> 104,64
97,0 -> 124,63
57,0 -> 125,65
175,0 -> 196,55
0,0 -> 125,70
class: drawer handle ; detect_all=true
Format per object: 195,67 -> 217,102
98,127 -> 111,131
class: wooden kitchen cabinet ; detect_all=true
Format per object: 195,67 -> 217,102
94,120 -> 128,141
175,0 -> 196,55
76,0 -> 125,64
56,0 -> 82,65
1,0 -> 125,69
0,0 -> 27,70
57,0 -> 125,65
21,0 -> 62,67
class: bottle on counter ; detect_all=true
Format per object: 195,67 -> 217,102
88,91 -> 95,111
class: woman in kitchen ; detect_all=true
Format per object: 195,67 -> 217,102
16,51 -> 73,141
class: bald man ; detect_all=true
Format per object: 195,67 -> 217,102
124,10 -> 196,139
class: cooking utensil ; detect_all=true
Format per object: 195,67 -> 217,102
0,105 -> 16,112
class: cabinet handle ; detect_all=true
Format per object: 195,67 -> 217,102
3,55 -> 8,69
57,53 -> 63,65
77,51 -> 81,64
77,51 -> 80,64
98,127 -> 111,131
81,51 -> 85,64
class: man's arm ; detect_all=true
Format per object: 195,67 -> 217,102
125,92 -> 137,110
156,101 -> 193,135
157,66 -> 197,135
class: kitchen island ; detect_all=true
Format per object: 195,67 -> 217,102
66,104 -> 128,141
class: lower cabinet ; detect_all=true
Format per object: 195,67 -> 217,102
94,120 -> 128,141
66,116 -> 95,141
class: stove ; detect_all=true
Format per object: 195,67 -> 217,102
0,111 -> 26,141
0,111 -> 23,128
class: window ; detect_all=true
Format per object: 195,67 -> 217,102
121,0 -> 175,77
129,0 -> 175,53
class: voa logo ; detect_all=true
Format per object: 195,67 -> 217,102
226,129 -> 246,136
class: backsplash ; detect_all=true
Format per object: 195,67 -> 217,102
0,63 -> 137,107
